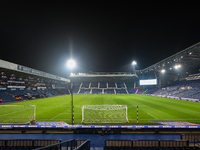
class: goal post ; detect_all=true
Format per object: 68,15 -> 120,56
82,105 -> 129,123
0,105 -> 36,124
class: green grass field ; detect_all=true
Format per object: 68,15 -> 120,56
1,94 -> 200,125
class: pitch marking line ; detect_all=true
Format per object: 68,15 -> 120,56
0,108 -> 32,117
147,112 -> 158,119
50,113 -> 82,120
50,113 -> 68,120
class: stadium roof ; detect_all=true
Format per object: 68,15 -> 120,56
2,42 -> 200,82
69,72 -> 137,78
0,59 -> 70,82
138,42 -> 200,75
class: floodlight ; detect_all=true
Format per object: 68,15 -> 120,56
174,64 -> 181,69
161,69 -> 165,73
67,59 -> 76,69
132,61 -> 137,65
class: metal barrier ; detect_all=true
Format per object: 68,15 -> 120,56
74,140 -> 90,150
182,134 -> 200,143
0,139 -> 61,149
33,139 -> 76,150
34,139 -> 90,150
0,139 -> 90,150
105,140 -> 132,147
132,140 -> 159,147
104,140 -> 189,147
194,138 -> 200,148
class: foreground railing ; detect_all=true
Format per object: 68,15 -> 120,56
194,138 -> 200,148
33,139 -> 76,150
74,140 -> 90,150
34,139 -> 90,150
104,140 -> 189,147
0,139 -> 61,149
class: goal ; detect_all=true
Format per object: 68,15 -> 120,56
82,105 -> 128,123
0,105 -> 36,124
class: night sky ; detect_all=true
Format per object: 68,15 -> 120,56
1,1 -> 200,78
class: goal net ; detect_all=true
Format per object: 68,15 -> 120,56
82,105 -> 128,123
0,105 -> 36,124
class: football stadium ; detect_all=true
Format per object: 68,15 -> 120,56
0,43 -> 200,149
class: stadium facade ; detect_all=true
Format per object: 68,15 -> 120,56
1,42 -> 200,103
0,43 -> 200,149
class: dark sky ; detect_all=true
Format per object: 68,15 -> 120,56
1,1 -> 200,77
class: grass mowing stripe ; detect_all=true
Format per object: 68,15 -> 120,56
147,112 -> 158,119
1,94 -> 200,125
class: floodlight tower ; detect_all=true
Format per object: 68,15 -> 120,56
67,59 -> 76,125
132,61 -> 137,88
67,59 -> 76,72
132,61 -> 137,74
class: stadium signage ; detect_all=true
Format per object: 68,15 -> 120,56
0,125 -> 200,129
0,59 -> 69,82
8,80 -> 25,84
139,79 -> 157,85
7,86 -> 25,88
17,65 -> 62,80
37,83 -> 45,85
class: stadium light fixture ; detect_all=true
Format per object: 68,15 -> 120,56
132,61 -> 137,65
174,64 -> 181,69
132,61 -> 137,74
161,69 -> 165,73
67,59 -> 76,69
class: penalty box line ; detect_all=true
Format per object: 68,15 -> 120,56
147,112 -> 158,119
50,113 -> 69,120
0,108 -> 33,118
50,113 -> 82,120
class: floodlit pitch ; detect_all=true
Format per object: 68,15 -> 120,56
1,94 -> 200,125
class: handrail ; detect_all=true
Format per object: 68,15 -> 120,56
33,139 -> 76,150
74,140 -> 90,150
194,138 -> 200,148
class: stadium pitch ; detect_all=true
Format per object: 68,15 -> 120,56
1,94 -> 200,125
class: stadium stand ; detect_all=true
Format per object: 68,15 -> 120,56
79,89 -> 91,94
92,89 -> 102,94
0,59 -> 70,103
91,82 -> 98,88
125,82 -> 135,94
0,139 -> 90,150
108,82 -> 116,88
0,90 -> 16,102
0,88 -> 70,103
100,82 -> 107,88
103,140 -> 196,150
72,82 -> 81,94
81,82 -> 90,88
0,139 -> 62,149
71,81 -> 133,95
182,134 -> 200,143
117,82 -> 125,88
145,76 -> 200,100
104,89 -> 115,94
116,89 -> 127,94
1,43 -> 200,150
104,140 -> 189,147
